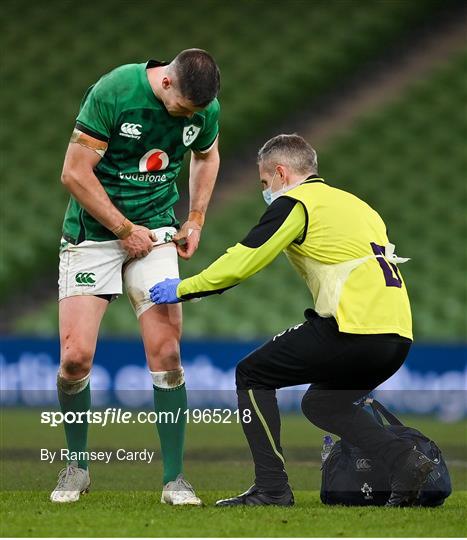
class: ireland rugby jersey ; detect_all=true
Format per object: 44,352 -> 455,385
62,60 -> 220,243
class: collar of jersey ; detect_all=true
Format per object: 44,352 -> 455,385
142,59 -> 170,107
302,175 -> 325,184
147,59 -> 169,69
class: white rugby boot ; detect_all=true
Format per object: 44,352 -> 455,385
50,462 -> 90,503
161,474 -> 203,506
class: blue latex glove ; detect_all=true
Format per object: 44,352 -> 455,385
149,278 -> 182,304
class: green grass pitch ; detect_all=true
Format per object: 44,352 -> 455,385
1,410 -> 466,537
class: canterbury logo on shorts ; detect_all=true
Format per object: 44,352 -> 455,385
119,123 -> 142,139
75,272 -> 96,286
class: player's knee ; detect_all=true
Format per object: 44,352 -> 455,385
60,345 -> 93,379
146,338 -> 180,371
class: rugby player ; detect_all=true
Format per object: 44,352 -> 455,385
150,134 -> 434,507
51,49 -> 220,505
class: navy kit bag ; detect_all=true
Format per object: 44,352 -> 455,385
320,399 -> 452,506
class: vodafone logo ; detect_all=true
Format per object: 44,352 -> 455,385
139,149 -> 169,172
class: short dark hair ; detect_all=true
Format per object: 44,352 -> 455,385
257,134 -> 318,175
172,49 -> 220,108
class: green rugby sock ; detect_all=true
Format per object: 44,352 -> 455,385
153,383 -> 187,484
57,373 -> 91,470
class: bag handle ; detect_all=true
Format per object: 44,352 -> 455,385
364,397 -> 404,426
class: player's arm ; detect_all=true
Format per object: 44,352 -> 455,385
174,99 -> 221,260
62,132 -> 122,232
150,198 -> 306,303
61,131 -> 154,258
174,137 -> 220,260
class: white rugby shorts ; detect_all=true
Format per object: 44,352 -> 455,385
58,226 -> 179,318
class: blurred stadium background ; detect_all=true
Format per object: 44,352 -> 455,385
1,0 -> 466,338
1,0 -> 465,401
0,0 -> 467,460
1,1 -> 466,535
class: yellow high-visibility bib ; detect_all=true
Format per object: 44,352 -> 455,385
285,180 -> 412,339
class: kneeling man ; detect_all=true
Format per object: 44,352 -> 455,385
150,134 -> 434,507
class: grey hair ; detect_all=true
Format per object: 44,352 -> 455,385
257,134 -> 318,175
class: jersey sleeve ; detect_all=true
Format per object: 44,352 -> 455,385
191,98 -> 220,153
177,197 -> 306,300
75,77 -> 117,142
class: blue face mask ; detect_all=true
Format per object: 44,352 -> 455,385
262,171 -> 278,206
262,187 -> 273,206
262,171 -> 300,206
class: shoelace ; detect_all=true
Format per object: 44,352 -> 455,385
56,465 -> 80,490
175,476 -> 194,492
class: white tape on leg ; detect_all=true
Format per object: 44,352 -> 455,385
151,368 -> 185,389
57,370 -> 90,395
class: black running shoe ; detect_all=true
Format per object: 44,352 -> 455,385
216,484 -> 294,507
386,448 -> 435,507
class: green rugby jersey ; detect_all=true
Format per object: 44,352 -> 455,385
62,60 -> 220,243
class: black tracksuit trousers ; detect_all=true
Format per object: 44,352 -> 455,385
235,309 -> 413,491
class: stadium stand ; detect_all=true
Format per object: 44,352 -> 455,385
1,0 -> 444,302
14,50 -> 467,340
0,0 -> 466,339
181,50 -> 467,341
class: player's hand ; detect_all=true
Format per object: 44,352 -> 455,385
121,226 -> 156,259
173,220 -> 202,260
149,278 -> 182,304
